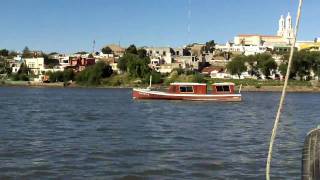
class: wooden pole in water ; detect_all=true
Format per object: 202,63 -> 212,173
266,0 -> 304,179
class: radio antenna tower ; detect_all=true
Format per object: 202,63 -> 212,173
92,40 -> 96,53
187,0 -> 191,45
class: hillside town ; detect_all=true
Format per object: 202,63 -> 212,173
0,13 -> 320,86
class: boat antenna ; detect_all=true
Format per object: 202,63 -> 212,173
266,0 -> 304,179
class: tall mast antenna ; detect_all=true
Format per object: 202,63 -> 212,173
187,0 -> 191,45
92,40 -> 96,53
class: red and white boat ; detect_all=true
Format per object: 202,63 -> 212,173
132,82 -> 242,102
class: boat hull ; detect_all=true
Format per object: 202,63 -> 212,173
132,88 -> 242,102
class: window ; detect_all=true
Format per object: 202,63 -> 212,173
216,85 -> 230,92
180,86 -> 193,93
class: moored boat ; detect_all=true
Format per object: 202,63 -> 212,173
132,82 -> 241,101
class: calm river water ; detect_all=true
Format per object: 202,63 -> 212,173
0,87 -> 320,179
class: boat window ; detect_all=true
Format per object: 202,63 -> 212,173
180,86 -> 193,93
216,85 -> 230,92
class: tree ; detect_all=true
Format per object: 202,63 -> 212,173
22,46 -> 33,58
279,63 -> 288,78
204,40 -> 216,53
246,55 -> 259,77
0,49 -> 9,57
101,46 -> 113,54
137,49 -> 147,58
227,55 -> 247,78
117,53 -> 151,78
76,61 -> 113,85
0,57 -> 11,74
126,44 -> 138,54
254,53 -> 277,78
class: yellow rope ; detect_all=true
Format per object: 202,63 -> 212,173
266,0 -> 304,179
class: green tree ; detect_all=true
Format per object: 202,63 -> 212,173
0,49 -> 9,57
144,70 -> 162,84
126,44 -> 138,54
137,49 -> 147,58
76,61 -> 113,85
0,57 -> 11,74
101,46 -> 113,54
255,53 -> 277,78
227,55 -> 247,78
245,55 -> 260,77
117,53 -> 151,78
204,40 -> 216,53
22,46 -> 33,58
117,55 -> 129,72
63,69 -> 75,82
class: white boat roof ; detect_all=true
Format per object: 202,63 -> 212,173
170,82 -> 207,86
213,82 -> 235,86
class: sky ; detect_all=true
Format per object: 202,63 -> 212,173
0,0 -> 319,53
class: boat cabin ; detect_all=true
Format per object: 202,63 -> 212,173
168,82 -> 236,95
212,82 -> 235,94
168,83 -> 207,94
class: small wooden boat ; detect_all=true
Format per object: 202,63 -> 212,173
132,82 -> 241,101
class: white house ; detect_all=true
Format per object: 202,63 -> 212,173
24,57 -> 45,75
216,42 -> 267,56
144,47 -> 173,64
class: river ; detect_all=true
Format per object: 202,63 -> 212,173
0,87 -> 319,179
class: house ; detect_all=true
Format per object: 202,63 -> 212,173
216,42 -> 267,56
144,47 -> 173,64
69,57 -> 95,72
24,57 -> 45,75
174,56 -> 199,70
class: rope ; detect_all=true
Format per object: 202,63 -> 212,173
266,0 -> 304,179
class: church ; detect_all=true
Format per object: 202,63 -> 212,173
234,13 -> 294,47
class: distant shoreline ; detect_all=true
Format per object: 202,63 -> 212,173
1,80 -> 320,93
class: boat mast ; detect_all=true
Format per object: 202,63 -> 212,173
266,0 -> 304,179
149,75 -> 152,88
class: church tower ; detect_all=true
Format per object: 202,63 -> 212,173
277,12 -> 294,44
284,12 -> 294,43
277,15 -> 285,37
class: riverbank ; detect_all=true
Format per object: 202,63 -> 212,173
1,80 -> 320,92
241,86 -> 320,92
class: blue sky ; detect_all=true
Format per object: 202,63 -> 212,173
0,0 -> 319,53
